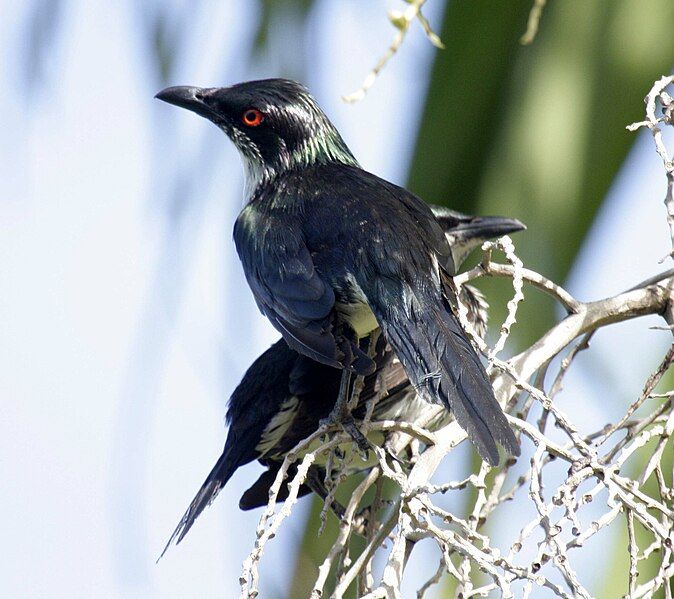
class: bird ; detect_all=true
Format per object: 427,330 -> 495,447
156,78 -> 518,464
158,209 -> 525,555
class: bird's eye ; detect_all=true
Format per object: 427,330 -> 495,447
242,108 -> 264,127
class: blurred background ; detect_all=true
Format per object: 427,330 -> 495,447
1,1 -> 673,597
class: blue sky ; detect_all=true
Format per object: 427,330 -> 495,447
1,2 -> 671,597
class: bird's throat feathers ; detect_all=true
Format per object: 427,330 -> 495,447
235,112 -> 358,202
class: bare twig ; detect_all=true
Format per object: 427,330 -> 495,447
627,76 -> 674,262
455,260 -> 581,314
596,342 -> 674,445
520,0 -> 547,45
343,0 -> 443,103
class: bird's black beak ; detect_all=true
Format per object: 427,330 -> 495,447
445,216 -> 526,242
441,215 -> 526,272
155,86 -> 216,120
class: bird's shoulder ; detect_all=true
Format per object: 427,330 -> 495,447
233,197 -> 334,316
291,163 -> 452,267
233,199 -> 296,249
236,164 -> 449,260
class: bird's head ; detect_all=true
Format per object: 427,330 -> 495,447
155,79 -> 357,195
430,206 -> 526,268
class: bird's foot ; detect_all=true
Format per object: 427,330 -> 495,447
342,416 -> 371,457
320,411 -> 371,457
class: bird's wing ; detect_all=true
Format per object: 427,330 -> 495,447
309,168 -> 518,463
393,191 -> 455,274
158,340 -> 298,558
234,205 -> 342,368
330,166 -> 455,276
365,268 -> 519,465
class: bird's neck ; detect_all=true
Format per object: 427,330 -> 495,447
242,158 -> 277,202
289,129 -> 358,172
242,133 -> 359,203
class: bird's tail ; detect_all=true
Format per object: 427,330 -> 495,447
157,449 -> 238,561
374,281 -> 519,465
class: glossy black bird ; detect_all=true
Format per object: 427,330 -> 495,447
158,210 -> 525,555
156,78 -> 518,462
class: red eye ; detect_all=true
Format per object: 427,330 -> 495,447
242,108 -> 264,127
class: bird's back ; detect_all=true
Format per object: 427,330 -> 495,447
272,164 -> 519,464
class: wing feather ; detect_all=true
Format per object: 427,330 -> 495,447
234,205 -> 340,367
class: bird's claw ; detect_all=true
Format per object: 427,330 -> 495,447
341,417 -> 371,457
320,408 -> 371,458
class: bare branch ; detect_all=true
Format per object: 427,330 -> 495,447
520,0 -> 547,45
343,0 -> 442,103
455,260 -> 581,314
627,75 -> 674,262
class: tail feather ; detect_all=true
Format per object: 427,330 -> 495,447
376,284 -> 519,465
158,452 -> 237,561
